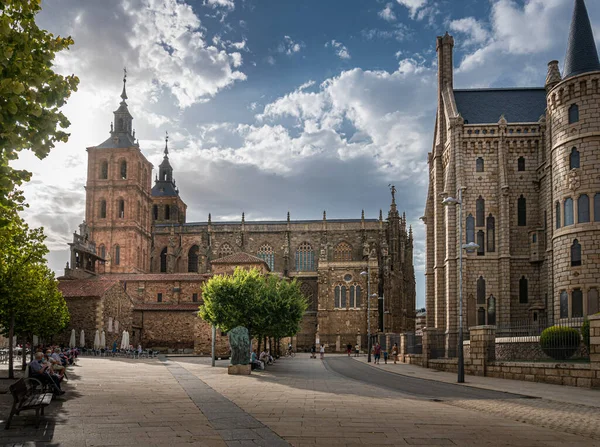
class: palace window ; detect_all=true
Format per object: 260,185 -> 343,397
466,214 -> 475,244
486,215 -> 495,252
192,293 -> 198,303
564,197 -> 574,226
570,147 -> 580,169
556,201 -> 561,229
295,242 -> 315,271
560,291 -> 569,318
518,156 -> 525,172
569,104 -> 579,124
477,276 -> 486,305
257,244 -> 274,271
476,196 -> 485,227
595,194 -> 600,222
477,308 -> 486,326
476,157 -> 484,172
589,288 -> 599,316
120,160 -> 127,179
157,293 -> 162,303
160,247 -> 167,273
578,195 -> 590,223
100,161 -> 108,179
99,200 -> 107,218
188,245 -> 199,273
518,195 -> 526,226
488,295 -> 496,326
333,242 -> 352,262
165,205 -> 170,220
572,289 -> 583,318
519,276 -> 528,304
349,285 -> 361,308
115,245 -> 120,265
340,285 -> 347,308
571,239 -> 581,267
118,199 -> 125,219
477,231 -> 485,256
219,243 -> 233,258
334,286 -> 340,308
153,205 -> 158,220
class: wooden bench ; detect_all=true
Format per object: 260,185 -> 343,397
5,378 -> 53,429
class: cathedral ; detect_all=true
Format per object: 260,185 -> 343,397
424,0 -> 600,333
59,72 -> 416,353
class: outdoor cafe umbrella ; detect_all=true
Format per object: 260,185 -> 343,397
80,329 -> 85,347
124,331 -> 130,350
33,335 -> 38,346
120,330 -> 127,350
100,330 -> 106,349
69,329 -> 76,348
93,330 -> 100,350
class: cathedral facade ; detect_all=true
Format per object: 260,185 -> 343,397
424,0 -> 600,333
60,73 -> 416,352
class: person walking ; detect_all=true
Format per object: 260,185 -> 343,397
310,344 -> 316,359
391,342 -> 399,364
373,343 -> 381,364
346,344 -> 352,357
383,348 -> 388,364
354,343 -> 360,357
320,344 -> 325,360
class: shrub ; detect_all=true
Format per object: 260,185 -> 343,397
539,326 -> 581,360
581,319 -> 590,350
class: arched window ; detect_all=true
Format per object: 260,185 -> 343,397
333,242 -> 352,262
120,160 -> 127,179
219,243 -> 233,258
477,231 -> 485,256
477,308 -> 486,326
595,194 -> 600,222
188,245 -> 199,273
295,242 -> 315,271
556,201 -> 561,229
334,286 -> 340,308
100,161 -> 108,179
340,285 -> 347,308
99,200 -> 107,218
564,197 -> 574,226
517,195 -> 526,226
466,214 -> 475,244
477,276 -> 486,305
99,244 -> 106,260
350,285 -> 355,308
257,244 -> 274,271
118,199 -> 125,218
153,205 -> 158,220
487,295 -> 496,326
572,289 -> 583,318
560,290 -> 569,318
115,245 -> 120,265
519,276 -> 528,303
517,156 -> 525,172
476,157 -> 484,172
486,215 -> 495,252
300,282 -> 315,311
160,247 -> 167,273
571,239 -> 581,266
476,196 -> 485,227
578,194 -> 590,223
570,147 -> 580,169
165,205 -> 170,220
355,285 -> 361,307
569,104 -> 579,124
588,288 -> 599,316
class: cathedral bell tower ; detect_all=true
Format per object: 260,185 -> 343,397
84,70 -> 153,273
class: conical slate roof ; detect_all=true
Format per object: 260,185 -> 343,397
563,0 -> 600,79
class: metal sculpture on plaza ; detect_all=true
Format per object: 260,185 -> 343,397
228,326 -> 250,365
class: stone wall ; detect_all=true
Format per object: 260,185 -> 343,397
495,337 -> 589,361
486,362 -> 593,387
101,282 -> 134,347
194,318 -> 230,357
57,297 -> 100,347
136,310 -> 196,350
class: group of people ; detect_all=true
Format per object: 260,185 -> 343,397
344,342 -> 400,364
309,344 -> 325,359
250,349 -> 275,370
28,346 -> 79,396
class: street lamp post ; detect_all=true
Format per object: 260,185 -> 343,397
360,267 -> 378,363
442,189 -> 479,383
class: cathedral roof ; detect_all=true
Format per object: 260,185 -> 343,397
453,88 -> 546,124
134,303 -> 201,311
211,252 -> 269,268
151,181 -> 179,197
59,279 -> 120,298
99,273 -> 211,282
95,132 -> 137,149
563,0 -> 600,79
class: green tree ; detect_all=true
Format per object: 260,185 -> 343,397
0,0 -> 79,215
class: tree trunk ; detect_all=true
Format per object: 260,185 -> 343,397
257,336 -> 261,354
21,335 -> 27,371
8,313 -> 14,379
29,334 -> 34,362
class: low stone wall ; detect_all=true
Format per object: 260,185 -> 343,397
403,354 -> 423,366
428,358 -> 457,373
486,361 -> 593,387
495,337 -> 589,361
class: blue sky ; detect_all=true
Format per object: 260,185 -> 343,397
15,0 -> 600,308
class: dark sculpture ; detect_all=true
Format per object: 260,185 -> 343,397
228,326 -> 250,365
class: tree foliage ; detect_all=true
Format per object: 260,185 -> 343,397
198,268 -> 308,341
0,0 -> 79,214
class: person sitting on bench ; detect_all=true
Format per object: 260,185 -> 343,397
29,352 -> 64,395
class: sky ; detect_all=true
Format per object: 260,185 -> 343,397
13,0 -> 600,309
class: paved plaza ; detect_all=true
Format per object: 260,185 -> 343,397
0,355 -> 599,446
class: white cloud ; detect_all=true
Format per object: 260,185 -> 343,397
204,0 -> 234,10
396,0 -> 427,19
449,17 -> 490,46
277,36 -> 304,55
326,40 -> 351,60
379,3 -> 397,22
362,24 -> 411,41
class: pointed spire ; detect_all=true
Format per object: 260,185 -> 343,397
545,60 -> 562,90
164,131 -> 169,156
208,213 -> 212,224
110,122 -> 113,133
121,67 -> 128,101
379,209 -> 383,221
323,210 -> 326,221
563,0 -> 600,79
287,211 -> 290,222
361,209 -> 365,220
242,212 -> 245,223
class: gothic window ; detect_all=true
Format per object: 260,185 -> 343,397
295,242 -> 315,271
153,205 -> 158,220
569,104 -> 579,124
560,291 -> 569,318
115,245 -> 120,265
99,200 -> 107,218
518,195 -> 526,226
120,160 -> 127,179
100,161 -> 108,179
192,293 -> 198,303
477,276 -> 486,305
99,244 -> 106,260
340,285 -> 347,308
300,282 -> 315,311
487,295 -> 496,326
334,286 -> 340,308
578,195 -> 590,223
556,201 -> 561,229
333,242 -> 352,262
596,194 -> 600,222
466,214 -> 475,244
257,244 -> 274,271
219,243 -> 233,258
588,288 -> 599,316
476,196 -> 485,227
160,247 -> 167,273
571,239 -> 582,266
137,201 -> 141,221
519,276 -> 528,304
476,157 -> 484,172
350,285 -> 355,308
570,147 -> 580,169
355,285 -> 361,307
564,197 -> 574,226
157,293 -> 162,303
486,215 -> 495,252
118,199 -> 125,218
477,308 -> 486,326
477,231 -> 485,256
164,205 -> 170,220
517,156 -> 525,171
188,245 -> 199,273
572,289 -> 583,318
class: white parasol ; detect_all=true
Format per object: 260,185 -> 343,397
80,329 -> 85,347
120,330 -> 127,350
93,330 -> 100,350
108,317 -> 113,333
33,335 -> 39,346
100,330 -> 106,349
69,329 -> 76,348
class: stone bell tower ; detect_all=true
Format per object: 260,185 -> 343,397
84,70 -> 153,273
